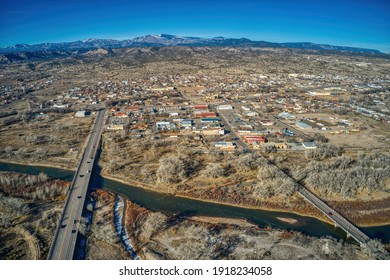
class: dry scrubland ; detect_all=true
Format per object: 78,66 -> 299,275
294,113 -> 390,149
0,112 -> 93,169
0,171 -> 68,259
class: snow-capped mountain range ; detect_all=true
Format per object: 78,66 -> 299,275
0,34 -> 383,54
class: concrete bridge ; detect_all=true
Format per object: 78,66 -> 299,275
298,186 -> 370,244
48,109 -> 106,260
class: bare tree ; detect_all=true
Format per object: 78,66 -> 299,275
156,154 -> 196,183
14,147 -> 28,159
140,165 -> 156,183
4,146 -> 13,158
32,148 -> 47,160
139,212 -> 168,242
202,163 -> 226,178
237,153 -> 266,172
305,143 -> 343,160
361,239 -> 389,259
257,166 -> 278,180
297,152 -> 390,198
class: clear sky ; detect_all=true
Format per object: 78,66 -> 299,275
1,0 -> 389,52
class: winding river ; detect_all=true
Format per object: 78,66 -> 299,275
1,161 -> 389,243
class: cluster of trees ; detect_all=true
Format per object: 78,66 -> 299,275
156,154 -> 197,183
236,153 -> 267,172
0,110 -> 17,118
154,150 -> 299,199
0,193 -> 29,228
361,239 -> 389,259
138,212 -> 168,242
305,143 -> 344,160
1,146 -> 47,160
1,116 -> 22,127
200,152 -> 266,179
50,122 -> 86,138
294,153 -> 390,198
24,135 -> 58,145
140,164 -> 156,183
313,133 -> 329,143
28,182 -> 66,201
288,232 -> 382,260
201,163 -> 227,178
201,152 -> 299,200
0,172 -> 65,201
253,165 -> 298,198
0,172 -> 48,189
38,209 -> 62,235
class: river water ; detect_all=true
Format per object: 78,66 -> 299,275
0,161 -> 389,243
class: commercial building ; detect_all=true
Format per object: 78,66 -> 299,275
201,117 -> 220,123
214,142 -> 236,151
201,128 -> 225,136
156,121 -> 174,130
243,135 -> 267,144
115,112 -> 128,118
278,112 -> 296,119
296,121 -> 312,129
194,112 -> 217,118
301,142 -> 317,149
181,119 -> 193,128
217,104 -> 233,110
107,124 -> 124,130
259,120 -> 274,126
191,105 -> 209,110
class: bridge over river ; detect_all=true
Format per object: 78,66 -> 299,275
48,109 -> 106,260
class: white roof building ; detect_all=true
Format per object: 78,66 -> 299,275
217,104 -> 233,110
75,111 -> 86,117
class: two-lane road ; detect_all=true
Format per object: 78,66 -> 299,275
48,109 -> 106,260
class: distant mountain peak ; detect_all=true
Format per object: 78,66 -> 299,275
160,34 -> 178,39
83,38 -> 98,42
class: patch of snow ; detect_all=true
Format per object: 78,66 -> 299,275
114,195 -> 140,260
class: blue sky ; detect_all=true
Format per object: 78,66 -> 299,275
1,0 -> 389,52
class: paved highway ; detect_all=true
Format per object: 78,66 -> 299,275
216,106 -> 370,245
48,109 -> 106,260
215,107 -> 249,149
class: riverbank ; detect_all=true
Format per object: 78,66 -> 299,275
1,159 -> 389,228
0,158 -> 77,172
100,171 -> 390,228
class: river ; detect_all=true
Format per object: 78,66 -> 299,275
0,161 -> 389,243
